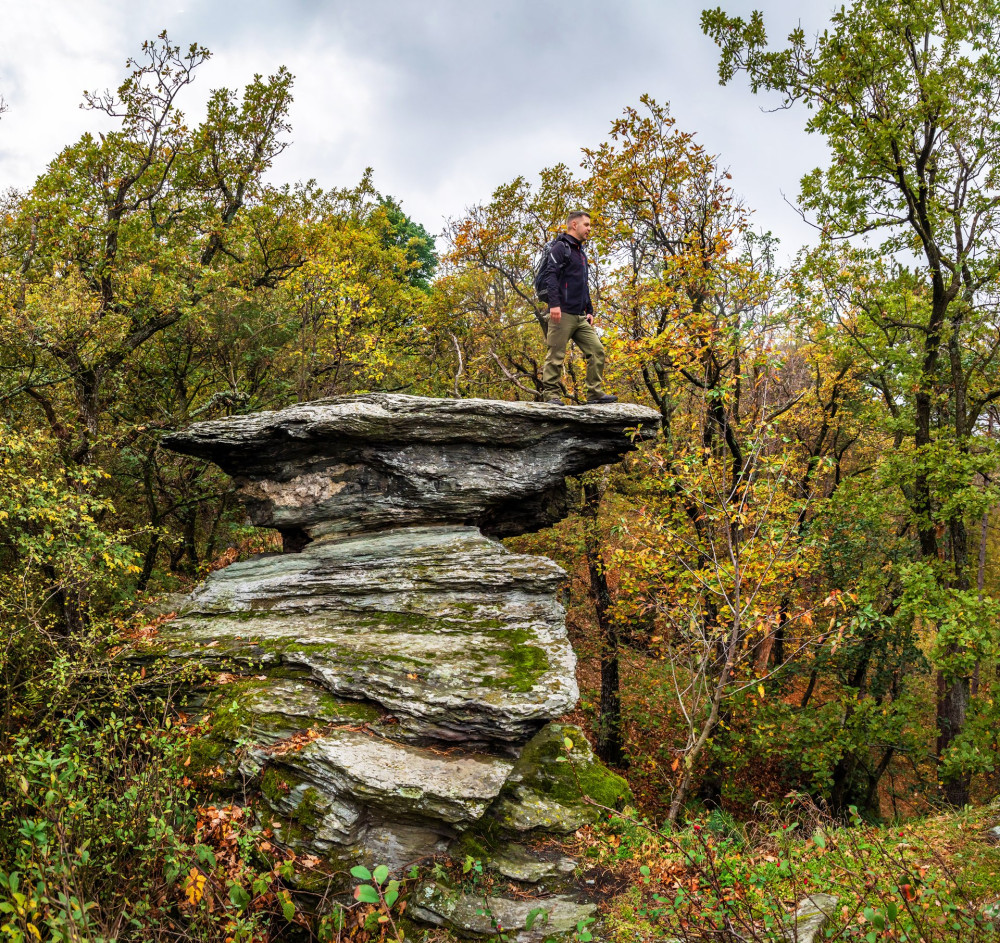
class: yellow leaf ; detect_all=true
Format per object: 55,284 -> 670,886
184,868 -> 206,906
757,685 -> 765,699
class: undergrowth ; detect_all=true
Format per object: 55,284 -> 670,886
583,798 -> 1000,942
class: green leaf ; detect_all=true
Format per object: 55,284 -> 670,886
373,864 -> 389,886
350,865 -> 373,881
229,884 -> 250,910
282,897 -> 296,921
252,874 -> 272,896
564,737 -> 574,750
195,844 -> 216,867
384,889 -> 399,908
355,884 -> 380,904
526,907 -> 549,930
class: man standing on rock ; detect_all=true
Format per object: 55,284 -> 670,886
542,210 -> 617,405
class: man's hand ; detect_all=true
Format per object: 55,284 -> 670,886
586,313 -> 594,325
549,307 -> 562,325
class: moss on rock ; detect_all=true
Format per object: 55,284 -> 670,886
295,786 -> 326,830
180,734 -> 240,793
488,723 -> 632,835
202,676 -> 382,748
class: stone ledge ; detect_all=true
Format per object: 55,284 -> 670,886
162,394 -> 660,539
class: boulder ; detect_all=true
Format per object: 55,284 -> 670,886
162,394 -> 660,543
490,723 -> 633,834
783,894 -> 838,943
410,881 -> 596,942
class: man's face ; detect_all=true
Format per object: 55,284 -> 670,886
568,215 -> 592,241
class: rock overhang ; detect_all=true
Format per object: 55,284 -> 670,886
162,394 -> 662,465
161,394 -> 661,541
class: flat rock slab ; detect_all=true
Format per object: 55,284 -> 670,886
488,844 -> 577,884
152,526 -> 578,741
201,676 -> 383,746
162,394 -> 660,539
263,729 -> 513,827
257,729 -> 514,867
411,881 -> 597,942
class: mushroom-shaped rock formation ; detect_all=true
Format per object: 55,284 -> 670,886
162,393 -> 660,545
149,394 -> 659,938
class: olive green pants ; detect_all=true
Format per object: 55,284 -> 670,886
541,313 -> 606,397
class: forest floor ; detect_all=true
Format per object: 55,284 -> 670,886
566,799 -> 1000,941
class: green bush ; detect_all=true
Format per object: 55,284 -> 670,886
0,711 -> 300,942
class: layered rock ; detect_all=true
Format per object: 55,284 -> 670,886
157,526 -> 577,743
149,394 -> 659,938
163,393 -> 660,543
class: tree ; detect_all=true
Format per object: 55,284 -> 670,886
585,97 -> 789,772
434,165 -> 583,398
703,0 -> 1000,806
0,32 -> 300,469
378,196 -> 439,290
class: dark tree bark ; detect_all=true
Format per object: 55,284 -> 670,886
582,478 -> 625,767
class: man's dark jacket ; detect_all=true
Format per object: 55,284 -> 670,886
544,233 -> 593,315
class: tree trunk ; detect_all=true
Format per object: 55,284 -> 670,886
772,596 -> 788,668
937,511 -> 972,806
582,479 -> 624,766
937,663 -> 971,806
973,414 -> 993,698
137,532 -> 161,592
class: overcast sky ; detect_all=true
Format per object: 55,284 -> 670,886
0,0 -> 836,257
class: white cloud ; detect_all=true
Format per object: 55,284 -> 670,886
0,0 -> 124,184
0,0 -> 836,258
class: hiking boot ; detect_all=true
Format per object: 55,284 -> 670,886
585,393 -> 619,405
544,396 -> 563,405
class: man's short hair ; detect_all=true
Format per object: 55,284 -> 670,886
566,210 -> 591,225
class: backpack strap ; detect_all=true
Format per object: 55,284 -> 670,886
548,234 -> 571,271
